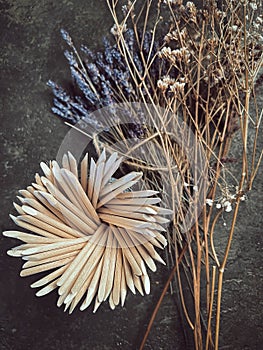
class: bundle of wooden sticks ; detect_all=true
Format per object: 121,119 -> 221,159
4,150 -> 172,313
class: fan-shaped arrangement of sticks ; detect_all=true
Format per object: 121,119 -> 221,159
3,151 -> 172,313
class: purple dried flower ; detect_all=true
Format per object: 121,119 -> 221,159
49,28 -> 161,128
64,50 -> 78,67
60,29 -> 73,47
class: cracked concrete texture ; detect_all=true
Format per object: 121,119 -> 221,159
0,1 -> 262,349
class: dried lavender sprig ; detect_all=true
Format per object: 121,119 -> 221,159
48,28 -> 163,138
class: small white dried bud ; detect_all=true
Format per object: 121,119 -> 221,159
206,199 -> 213,206
170,82 -> 186,94
186,2 -> 196,10
164,33 -> 173,43
159,46 -> 172,59
170,47 -> 191,63
221,200 -> 232,212
179,77 -> 187,83
110,25 -> 118,36
163,75 -> 176,84
164,28 -> 187,43
250,2 -> 257,11
110,23 -> 127,36
222,200 -> 231,207
224,204 -> 232,212
186,2 -> 197,18
180,28 -> 188,41
171,49 -> 182,58
157,79 -> 168,92
193,185 -> 198,192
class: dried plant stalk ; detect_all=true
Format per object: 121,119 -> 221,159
104,1 -> 262,349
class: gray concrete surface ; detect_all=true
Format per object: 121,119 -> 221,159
1,1 -> 262,349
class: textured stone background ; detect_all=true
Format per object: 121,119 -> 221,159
0,1 -> 262,349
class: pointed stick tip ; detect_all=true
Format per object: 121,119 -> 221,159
7,249 -> 22,257
16,196 -> 25,203
22,205 -> 38,216
9,214 -> 18,223
2,231 -> 15,237
40,161 -> 51,172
